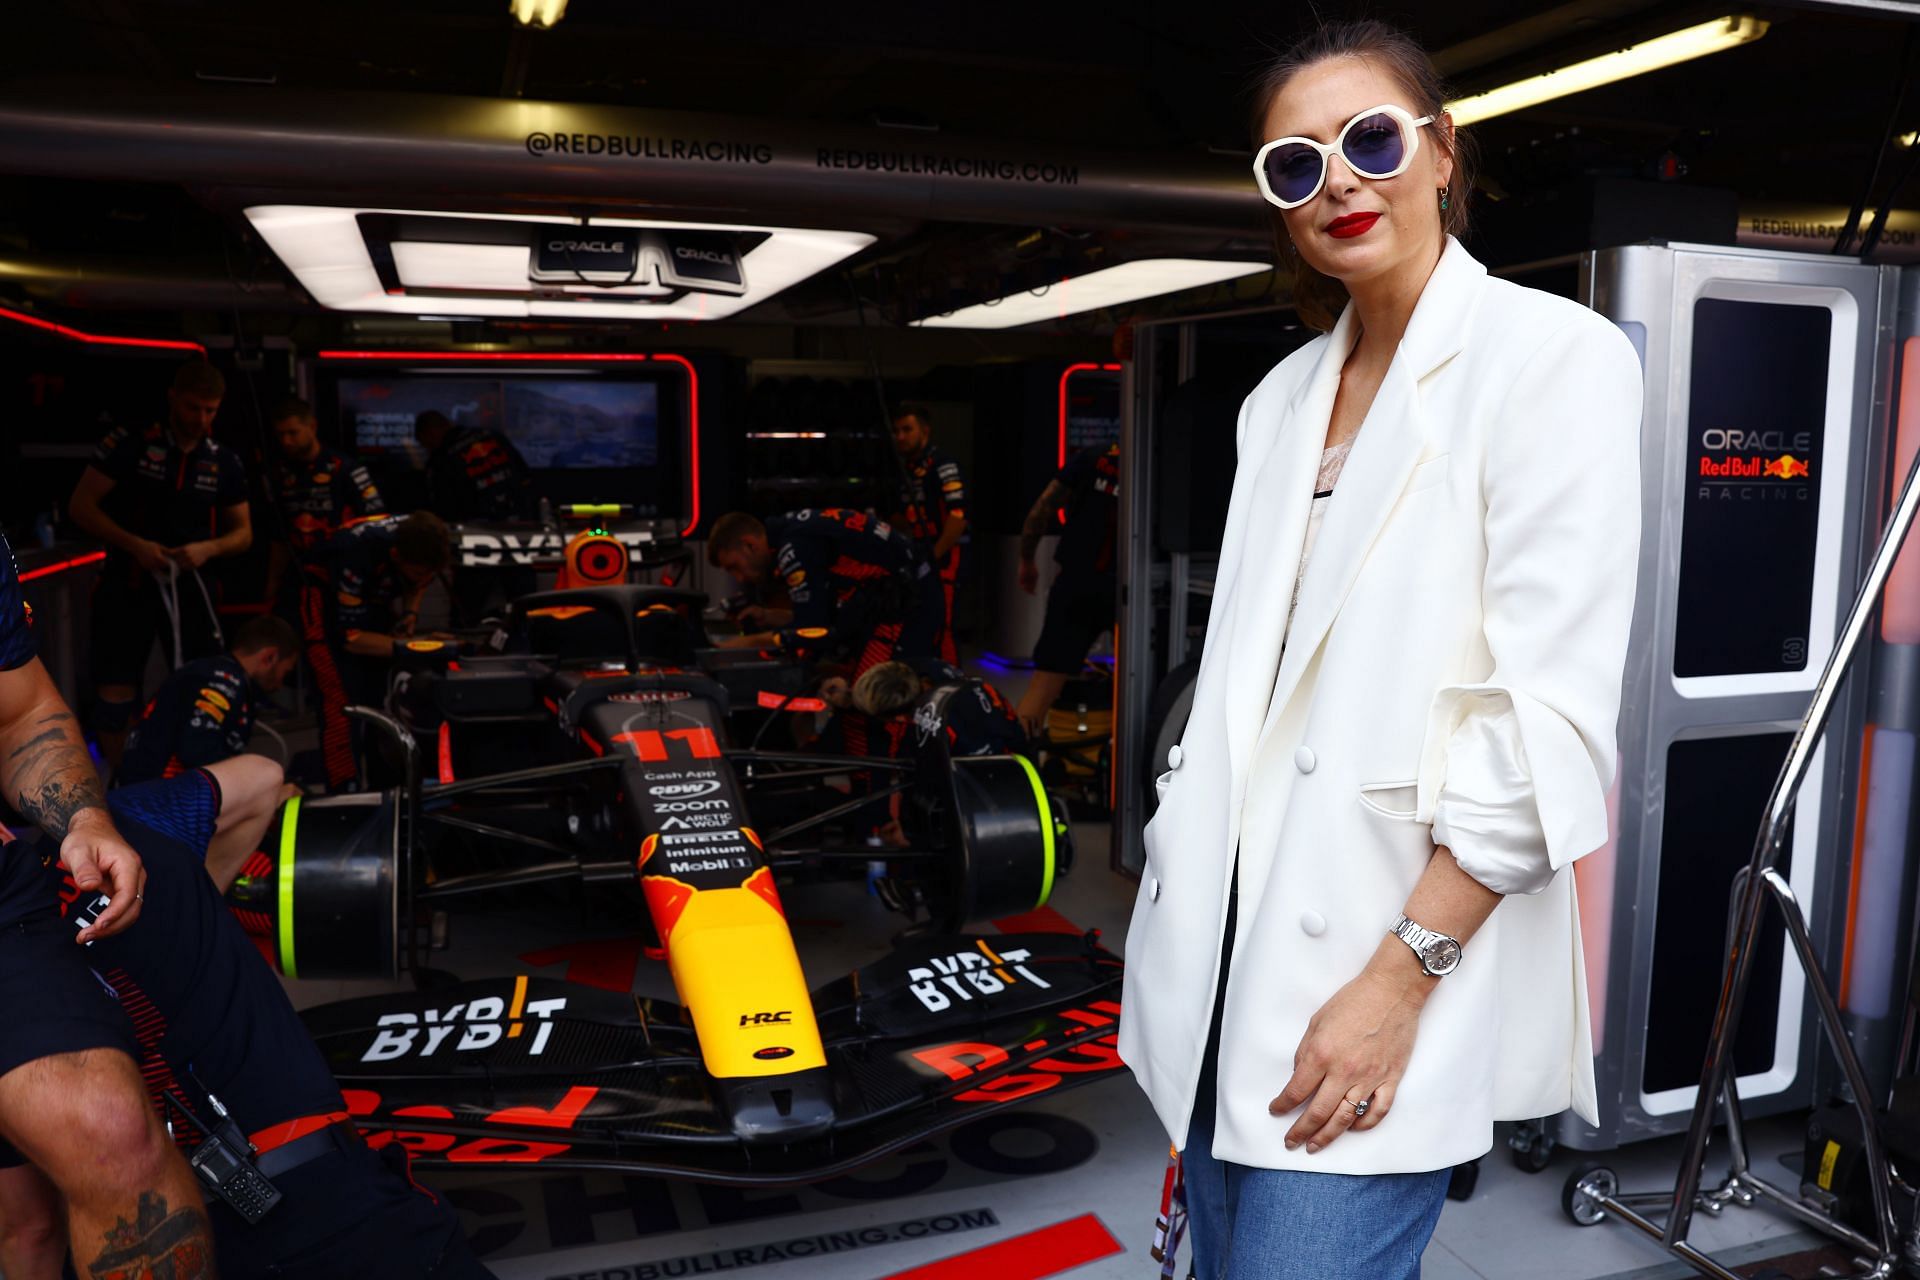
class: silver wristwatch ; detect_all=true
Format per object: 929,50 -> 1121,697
1391,914 -> 1463,977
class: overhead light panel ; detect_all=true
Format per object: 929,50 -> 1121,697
911,259 -> 1269,330
243,205 -> 874,322
510,0 -> 567,29
1445,15 -> 1769,127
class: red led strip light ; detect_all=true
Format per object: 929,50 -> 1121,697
316,350 -> 702,536
19,551 -> 106,582
0,306 -> 205,355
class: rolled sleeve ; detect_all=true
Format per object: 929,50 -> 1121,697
1428,690 -> 1554,895
1416,315 -> 1644,883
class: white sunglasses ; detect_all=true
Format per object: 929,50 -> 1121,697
1253,104 -> 1436,210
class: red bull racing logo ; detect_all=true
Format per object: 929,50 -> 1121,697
1697,453 -> 1810,480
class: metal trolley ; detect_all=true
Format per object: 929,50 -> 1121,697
1562,445 -> 1920,1277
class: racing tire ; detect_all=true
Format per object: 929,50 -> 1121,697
226,792 -> 403,980
933,755 -> 1069,930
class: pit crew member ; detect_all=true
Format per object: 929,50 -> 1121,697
1014,442 -> 1120,736
0,768 -> 498,1279
0,529 -> 215,1276
888,407 -> 967,663
312,512 -> 454,790
68,360 -> 252,768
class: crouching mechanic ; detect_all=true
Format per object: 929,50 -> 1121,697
839,660 -> 1026,846
707,509 -> 944,757
120,616 -> 301,889
0,532 -> 216,1275
0,768 -> 499,1279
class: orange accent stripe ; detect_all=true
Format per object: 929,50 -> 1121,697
1839,723 -> 1876,1008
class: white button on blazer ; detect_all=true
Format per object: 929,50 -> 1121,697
1117,237 -> 1644,1175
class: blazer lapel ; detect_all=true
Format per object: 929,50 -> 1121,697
1220,308 -> 1358,787
1250,238 -> 1489,755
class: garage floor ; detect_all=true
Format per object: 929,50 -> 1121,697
275,812 -> 1832,1280
241,641 -> 1849,1280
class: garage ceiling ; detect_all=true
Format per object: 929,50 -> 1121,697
3,0 -> 1918,332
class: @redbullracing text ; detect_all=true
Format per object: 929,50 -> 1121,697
541,1207 -> 998,1280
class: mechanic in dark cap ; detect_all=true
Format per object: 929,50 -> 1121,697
0,768 -> 498,1279
69,359 -> 253,769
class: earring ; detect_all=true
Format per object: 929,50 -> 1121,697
1439,188 -> 1450,213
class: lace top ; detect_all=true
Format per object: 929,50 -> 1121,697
1283,439 -> 1353,646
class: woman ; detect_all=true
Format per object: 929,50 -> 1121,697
1116,19 -> 1644,1279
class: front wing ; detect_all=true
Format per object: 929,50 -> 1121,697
300,930 -> 1125,1184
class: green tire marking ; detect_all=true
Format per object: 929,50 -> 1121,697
1010,754 -> 1056,909
277,795 -> 302,979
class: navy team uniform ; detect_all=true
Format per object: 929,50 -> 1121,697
276,447 -> 386,560
871,659 -> 1025,761
277,448 -> 385,791
0,772 -> 496,1278
119,654 -> 256,785
891,445 -> 967,663
0,532 -> 141,1081
1033,444 -> 1119,675
427,425 -> 533,522
308,514 -> 412,788
87,423 -> 248,687
765,509 -> 942,673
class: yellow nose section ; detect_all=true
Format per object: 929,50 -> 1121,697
642,866 -> 826,1078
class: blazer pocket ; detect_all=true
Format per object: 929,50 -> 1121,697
1403,452 -> 1450,495
1357,779 -> 1420,821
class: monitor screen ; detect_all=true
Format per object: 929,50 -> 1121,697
337,375 -> 659,470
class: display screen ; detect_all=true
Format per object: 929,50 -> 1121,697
337,376 -> 659,470
1643,732 -> 1797,1096
1673,298 -> 1832,677
1062,369 -> 1121,456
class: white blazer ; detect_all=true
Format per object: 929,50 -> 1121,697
1117,237 -> 1644,1175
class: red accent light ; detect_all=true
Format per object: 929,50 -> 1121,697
0,306 -> 205,355
1056,363 -> 1123,524
757,690 -> 828,712
19,551 -> 106,582
877,1216 -> 1123,1280
437,721 -> 455,785
317,350 -> 702,537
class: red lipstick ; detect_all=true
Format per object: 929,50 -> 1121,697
1326,212 -> 1381,239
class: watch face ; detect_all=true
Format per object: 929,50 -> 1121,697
1424,938 -> 1462,975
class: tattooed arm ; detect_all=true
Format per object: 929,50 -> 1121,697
1017,480 -> 1070,594
0,657 -> 144,939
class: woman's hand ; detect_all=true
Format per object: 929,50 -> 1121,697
1269,944 -> 1432,1154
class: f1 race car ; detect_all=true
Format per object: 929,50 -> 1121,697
233,518 -> 1127,1182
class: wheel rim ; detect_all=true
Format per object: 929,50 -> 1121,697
1572,1170 -> 1616,1226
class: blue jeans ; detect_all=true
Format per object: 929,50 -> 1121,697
1184,879 -> 1450,1279
1183,1057 -> 1450,1279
